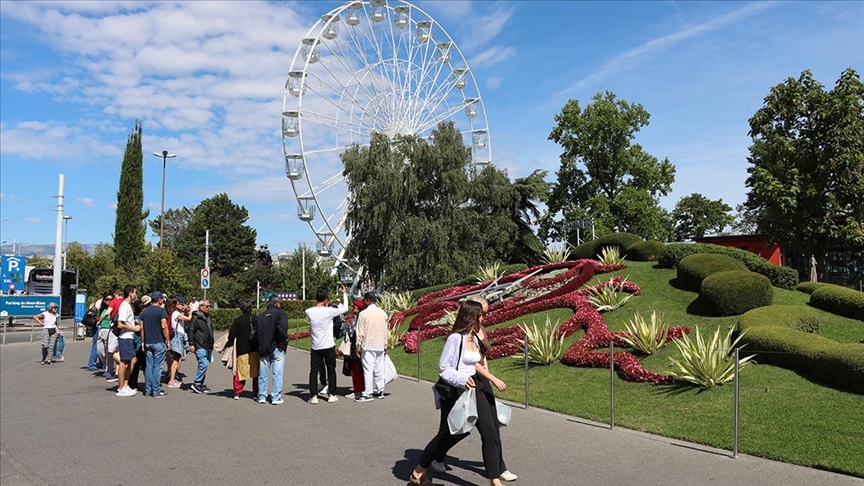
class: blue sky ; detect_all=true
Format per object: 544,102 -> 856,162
1,1 -> 861,257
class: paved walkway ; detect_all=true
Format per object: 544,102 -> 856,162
1,336 -> 860,486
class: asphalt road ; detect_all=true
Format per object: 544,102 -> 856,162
1,337 -> 861,486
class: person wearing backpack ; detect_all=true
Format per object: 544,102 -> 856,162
225,301 -> 259,400
187,299 -> 214,394
256,295 -> 288,405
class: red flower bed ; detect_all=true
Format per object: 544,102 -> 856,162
287,330 -> 311,341
402,326 -> 451,353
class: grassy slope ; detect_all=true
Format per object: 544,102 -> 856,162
292,262 -> 864,476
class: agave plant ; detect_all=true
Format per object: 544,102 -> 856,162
473,262 -> 503,283
378,291 -> 414,315
597,246 -> 625,265
386,326 -> 405,350
543,243 -> 572,264
668,326 -> 755,388
620,310 -> 669,355
587,278 -> 634,312
514,316 -> 566,365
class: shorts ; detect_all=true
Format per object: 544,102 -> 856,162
170,335 -> 184,358
107,331 -> 119,354
118,338 -> 136,362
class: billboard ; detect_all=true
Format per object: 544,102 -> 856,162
0,295 -> 62,317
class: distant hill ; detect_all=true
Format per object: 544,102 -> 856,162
1,243 -> 102,257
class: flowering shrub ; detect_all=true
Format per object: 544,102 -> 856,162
287,331 -> 311,341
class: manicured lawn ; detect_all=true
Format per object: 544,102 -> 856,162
290,263 -> 864,476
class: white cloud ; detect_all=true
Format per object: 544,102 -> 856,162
25,217 -> 42,223
471,46 -> 516,68
487,75 -> 502,90
76,197 -> 95,207
0,120 -> 120,161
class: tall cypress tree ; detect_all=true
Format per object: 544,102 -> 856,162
113,120 -> 149,270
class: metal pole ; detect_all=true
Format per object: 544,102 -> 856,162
203,230 -> 209,300
160,154 -> 166,248
524,335 -> 529,410
733,347 -> 740,459
256,281 -> 260,309
52,174 -> 64,297
416,330 -> 421,382
610,341 -> 615,429
294,318 -> 299,349
2,317 -> 6,345
301,243 -> 306,301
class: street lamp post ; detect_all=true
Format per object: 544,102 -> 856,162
62,215 -> 72,269
151,150 -> 178,248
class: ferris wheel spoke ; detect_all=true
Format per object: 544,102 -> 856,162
319,38 -> 392,124
302,142 -> 369,157
302,83 -> 377,135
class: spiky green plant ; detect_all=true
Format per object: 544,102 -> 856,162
587,278 -> 634,312
473,262 -> 503,283
378,291 -> 414,315
668,326 -> 754,388
597,246 -> 625,265
386,326 -> 404,350
443,309 -> 458,327
620,310 -> 669,355
543,243 -> 572,264
514,316 -> 566,365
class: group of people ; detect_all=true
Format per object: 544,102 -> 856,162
78,286 -> 214,397
54,284 -> 517,483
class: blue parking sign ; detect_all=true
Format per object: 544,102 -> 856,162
1,256 -> 27,293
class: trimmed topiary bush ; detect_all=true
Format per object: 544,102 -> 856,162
658,242 -> 799,289
795,281 -> 832,294
592,232 -> 643,255
810,286 -> 864,320
737,306 -> 864,394
701,270 -> 773,316
627,240 -> 665,261
677,253 -> 747,291
571,239 -> 600,260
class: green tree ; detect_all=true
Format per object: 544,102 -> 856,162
113,120 -> 149,270
174,194 -> 257,278
148,206 -> 195,251
138,247 -> 194,297
672,193 -> 734,241
343,122 -> 546,289
543,91 -> 676,243
65,243 -> 117,295
743,68 -> 864,253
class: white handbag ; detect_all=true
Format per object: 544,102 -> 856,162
496,399 -> 512,426
337,338 -> 351,356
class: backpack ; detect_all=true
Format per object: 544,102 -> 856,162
82,309 -> 97,329
110,312 -> 121,337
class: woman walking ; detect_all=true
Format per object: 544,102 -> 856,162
34,302 -> 62,365
410,300 -> 508,486
226,301 -> 260,400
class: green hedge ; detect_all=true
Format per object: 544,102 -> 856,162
738,306 -> 864,394
571,239 -> 600,260
700,270 -> 773,316
409,263 -> 529,301
810,286 -> 864,320
571,233 -> 643,260
677,253 -> 747,291
658,243 -> 799,289
795,282 -> 833,294
210,308 -> 241,331
210,301 -> 317,331
627,240 -> 665,261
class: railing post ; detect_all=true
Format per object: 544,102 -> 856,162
610,341 -> 615,430
733,347 -> 740,459
294,319 -> 299,349
416,330 -> 421,382
524,335 -> 529,410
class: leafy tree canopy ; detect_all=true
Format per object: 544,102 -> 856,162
113,120 -> 149,270
174,193 -> 257,278
672,193 -> 734,241
743,68 -> 864,253
148,206 -> 194,250
543,91 -> 676,243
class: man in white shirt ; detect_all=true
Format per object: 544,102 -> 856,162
115,285 -> 140,397
304,285 -> 348,404
355,291 -> 390,402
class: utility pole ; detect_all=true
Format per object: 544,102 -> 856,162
301,243 -> 306,301
52,174 -> 64,297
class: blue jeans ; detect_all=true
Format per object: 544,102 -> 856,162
86,331 -> 100,368
258,348 -> 285,401
145,343 -> 167,395
194,348 -> 210,385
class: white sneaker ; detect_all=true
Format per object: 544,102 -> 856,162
500,470 -> 518,482
271,398 -> 284,405
309,396 -> 319,404
429,460 -> 447,474
257,397 -> 267,404
327,395 -> 339,403
115,388 -> 135,397
344,393 -> 358,400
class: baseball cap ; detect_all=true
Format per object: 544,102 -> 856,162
151,291 -> 164,301
176,295 -> 186,304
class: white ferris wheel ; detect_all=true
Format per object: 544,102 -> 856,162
281,0 -> 492,274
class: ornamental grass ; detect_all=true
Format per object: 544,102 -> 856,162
619,310 -> 669,355
515,316 -> 566,365
668,326 -> 754,388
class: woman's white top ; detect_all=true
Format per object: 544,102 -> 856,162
40,311 -> 57,329
438,333 -> 480,388
172,310 -> 185,335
